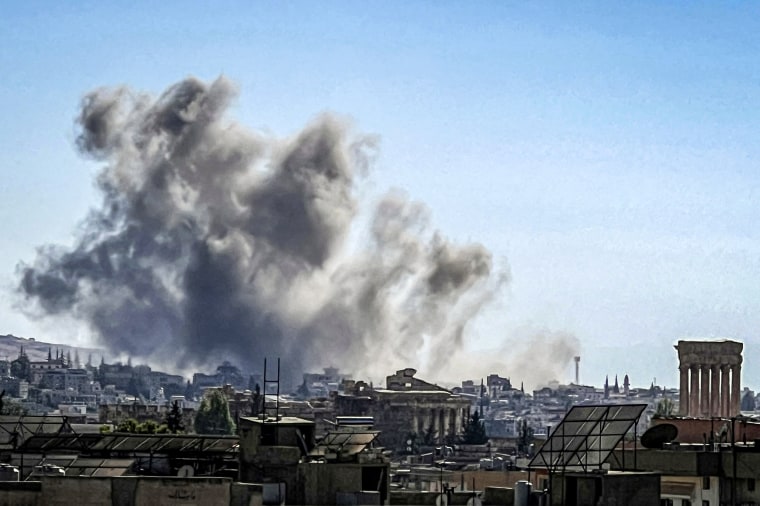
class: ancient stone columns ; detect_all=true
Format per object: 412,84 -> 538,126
676,340 -> 743,418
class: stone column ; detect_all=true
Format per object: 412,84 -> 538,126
721,365 -> 730,418
679,365 -> 690,416
731,363 -> 742,416
689,364 -> 700,417
710,365 -> 720,418
700,366 -> 711,417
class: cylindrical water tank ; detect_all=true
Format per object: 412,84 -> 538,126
514,480 -> 532,506
0,464 -> 19,481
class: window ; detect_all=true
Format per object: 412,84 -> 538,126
749,478 -> 756,491
682,500 -> 691,506
702,501 -> 709,506
702,476 -> 710,490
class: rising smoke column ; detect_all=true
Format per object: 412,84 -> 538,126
18,76 -> 503,381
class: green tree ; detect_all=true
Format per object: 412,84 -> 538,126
10,354 -> 30,381
654,398 -> 674,418
2,400 -> 26,416
137,420 -> 159,434
193,389 -> 236,435
517,419 -> 534,455
116,418 -> 139,433
166,400 -> 185,434
461,410 -> 489,444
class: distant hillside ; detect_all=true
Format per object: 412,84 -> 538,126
0,334 -> 103,365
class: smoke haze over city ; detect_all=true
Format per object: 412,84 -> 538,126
18,77 -> 517,383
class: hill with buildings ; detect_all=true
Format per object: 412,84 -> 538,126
0,333 -> 102,365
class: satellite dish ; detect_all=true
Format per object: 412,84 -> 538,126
641,423 -> 678,449
435,493 -> 448,506
466,497 -> 482,506
177,464 -> 195,477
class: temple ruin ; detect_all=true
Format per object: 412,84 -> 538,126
675,340 -> 743,418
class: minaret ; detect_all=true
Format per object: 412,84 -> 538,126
574,356 -> 580,384
623,374 -> 630,397
613,375 -> 620,394
480,378 -> 486,413
604,376 -> 610,399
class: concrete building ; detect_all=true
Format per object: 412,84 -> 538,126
301,366 -> 349,398
238,415 -> 390,505
548,471 -> 661,506
608,442 -> 760,505
39,368 -> 90,392
28,356 -> 66,385
487,374 -> 512,400
192,361 -> 247,393
98,401 -> 195,429
0,476 -> 234,506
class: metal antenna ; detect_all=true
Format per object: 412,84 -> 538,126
262,358 -> 281,444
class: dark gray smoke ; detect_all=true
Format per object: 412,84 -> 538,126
18,76 -> 505,382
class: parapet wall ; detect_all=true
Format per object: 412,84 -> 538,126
0,476 -> 235,506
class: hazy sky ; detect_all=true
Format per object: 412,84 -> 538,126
2,2 -> 759,389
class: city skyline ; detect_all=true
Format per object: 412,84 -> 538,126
2,3 -> 760,388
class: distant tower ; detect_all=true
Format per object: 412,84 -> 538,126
574,356 -> 580,384
623,374 -> 630,397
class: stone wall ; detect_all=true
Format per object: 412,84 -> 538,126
336,390 -> 470,451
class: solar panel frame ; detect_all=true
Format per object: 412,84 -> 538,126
309,430 -> 380,458
0,415 -> 74,450
529,403 -> 646,472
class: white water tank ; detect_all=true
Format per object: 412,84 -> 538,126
515,480 -> 532,506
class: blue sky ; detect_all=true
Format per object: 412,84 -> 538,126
1,2 -> 760,388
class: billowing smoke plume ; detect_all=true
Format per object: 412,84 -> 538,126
18,77 -> 504,382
